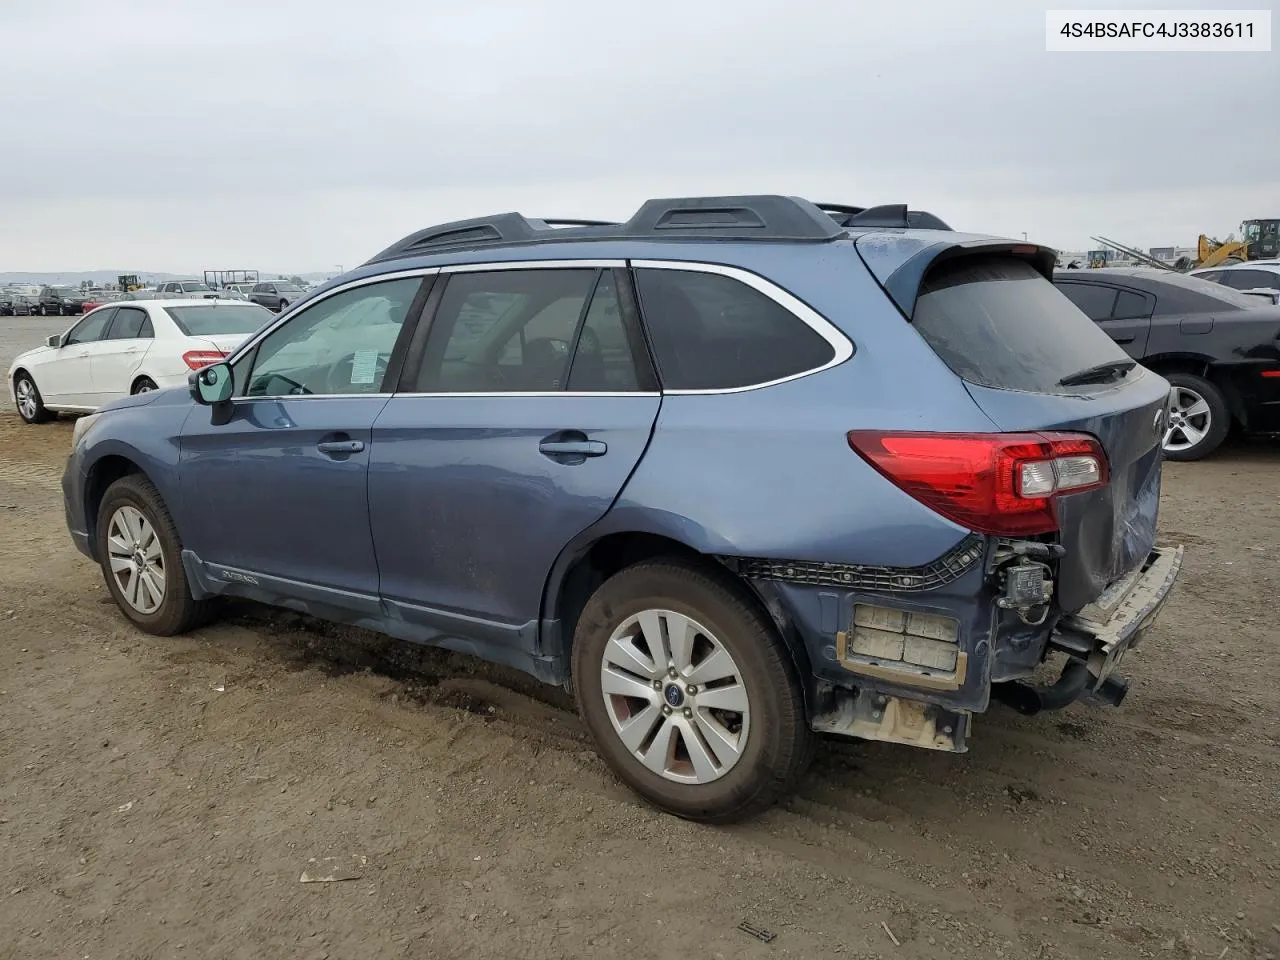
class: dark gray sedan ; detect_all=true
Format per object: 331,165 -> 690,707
1053,268 -> 1280,460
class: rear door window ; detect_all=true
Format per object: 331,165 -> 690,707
633,268 -> 835,390
914,257 -> 1132,394
412,268 -> 647,393
106,307 -> 153,339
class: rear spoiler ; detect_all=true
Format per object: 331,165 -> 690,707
855,234 -> 1058,319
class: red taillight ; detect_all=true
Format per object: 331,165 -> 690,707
1261,370 -> 1280,379
182,350 -> 227,370
846,431 -> 1109,536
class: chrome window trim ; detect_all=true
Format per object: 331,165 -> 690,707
629,259 -> 854,395
229,391 -> 660,402
229,393 -> 394,403
225,257 -> 851,401
389,391 -> 661,399
439,259 -> 625,273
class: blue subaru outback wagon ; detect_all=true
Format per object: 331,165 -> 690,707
59,196 -> 1183,822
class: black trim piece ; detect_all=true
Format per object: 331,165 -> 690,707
612,266 -> 660,393
729,536 -> 985,592
562,270 -> 604,390
394,274 -> 449,393
381,273 -> 437,393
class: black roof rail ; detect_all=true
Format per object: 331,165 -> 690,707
364,195 -> 848,264
819,202 -> 954,232
534,218 -> 621,228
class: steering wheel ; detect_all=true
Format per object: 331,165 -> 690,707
322,352 -> 389,393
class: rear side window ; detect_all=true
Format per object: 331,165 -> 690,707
913,257 -> 1132,394
106,307 -> 153,339
1114,290 -> 1153,319
633,269 -> 835,390
1056,281 -> 1116,321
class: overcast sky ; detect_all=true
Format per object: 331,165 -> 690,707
1,0 -> 1275,274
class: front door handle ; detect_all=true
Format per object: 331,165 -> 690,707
317,439 -> 365,455
539,440 -> 607,458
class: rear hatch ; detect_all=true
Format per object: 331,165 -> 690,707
857,240 -> 1171,612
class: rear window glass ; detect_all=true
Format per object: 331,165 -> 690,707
913,257 -> 1132,394
165,304 -> 273,336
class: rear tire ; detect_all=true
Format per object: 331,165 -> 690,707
95,474 -> 213,636
1163,373 -> 1229,461
572,559 -> 812,823
277,299 -> 289,312
131,377 -> 158,394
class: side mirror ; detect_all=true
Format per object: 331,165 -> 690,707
189,362 -> 234,405
46,334 -> 61,348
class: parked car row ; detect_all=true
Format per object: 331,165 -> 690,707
1,284 -> 90,316
2,278 -> 325,317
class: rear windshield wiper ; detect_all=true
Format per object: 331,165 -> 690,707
1057,359 -> 1136,387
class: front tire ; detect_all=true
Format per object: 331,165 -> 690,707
95,475 -> 212,635
572,559 -> 812,823
1163,373 -> 1229,461
13,372 -> 55,424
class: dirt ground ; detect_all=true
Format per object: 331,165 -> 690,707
0,408 -> 1277,960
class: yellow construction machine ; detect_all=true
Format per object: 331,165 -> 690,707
1181,218 -> 1280,270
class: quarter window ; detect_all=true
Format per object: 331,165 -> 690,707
1112,290 -> 1152,320
242,277 -> 422,396
633,269 -> 835,390
1055,281 -> 1117,321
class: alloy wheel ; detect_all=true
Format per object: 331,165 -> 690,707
106,505 -> 166,614
599,609 -> 751,784
1164,386 -> 1212,454
15,378 -> 38,420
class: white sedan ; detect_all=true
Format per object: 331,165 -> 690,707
8,299 -> 274,424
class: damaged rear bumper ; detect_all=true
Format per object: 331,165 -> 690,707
747,543 -> 1183,753
1052,544 -> 1184,688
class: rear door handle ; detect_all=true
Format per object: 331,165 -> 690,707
1111,335 -> 1136,344
317,439 -> 365,455
539,440 -> 607,457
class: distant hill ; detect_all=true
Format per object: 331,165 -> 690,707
0,270 -> 336,286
